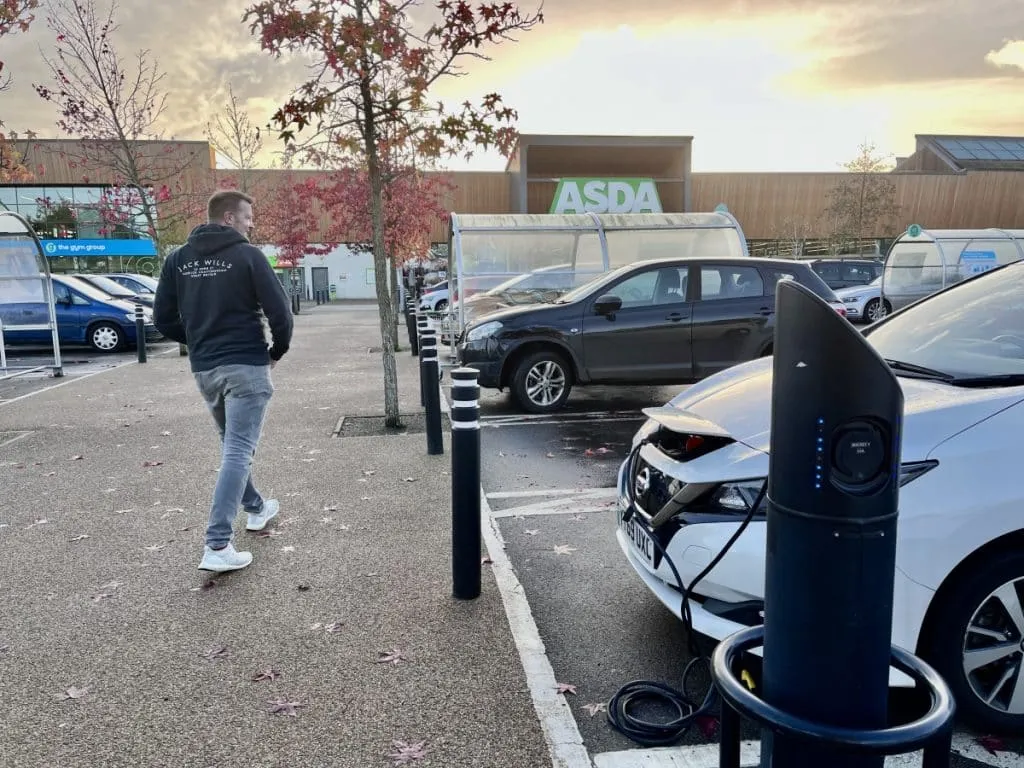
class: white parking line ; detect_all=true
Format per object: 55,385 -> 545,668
592,733 -> 1016,768
489,489 -> 619,518
480,490 -> 595,768
487,488 -> 614,500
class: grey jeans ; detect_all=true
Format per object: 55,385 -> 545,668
193,363 -> 274,549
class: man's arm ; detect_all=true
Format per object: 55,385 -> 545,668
153,252 -> 188,344
250,249 -> 294,362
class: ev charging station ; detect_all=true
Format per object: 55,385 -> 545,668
711,280 -> 956,767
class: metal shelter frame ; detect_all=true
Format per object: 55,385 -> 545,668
881,227 -> 1024,314
444,210 -> 750,339
0,211 -> 63,380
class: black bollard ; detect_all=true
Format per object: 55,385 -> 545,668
407,299 -> 419,356
761,280 -> 904,767
417,315 -> 429,405
420,329 -> 444,456
134,303 -> 147,364
450,366 -> 481,600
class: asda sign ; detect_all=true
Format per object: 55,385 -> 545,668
549,177 -> 663,215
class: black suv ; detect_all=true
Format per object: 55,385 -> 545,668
806,258 -> 882,290
456,257 -> 844,413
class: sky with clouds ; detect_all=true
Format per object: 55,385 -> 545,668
1,0 -> 1022,173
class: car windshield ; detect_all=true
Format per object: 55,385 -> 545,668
58,275 -> 128,303
865,262 -> 1024,382
82,275 -> 136,297
554,264 -> 635,304
122,274 -> 158,292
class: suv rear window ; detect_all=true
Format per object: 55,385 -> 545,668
764,267 -> 839,302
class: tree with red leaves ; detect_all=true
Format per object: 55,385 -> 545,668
33,0 -> 206,257
245,0 -> 543,427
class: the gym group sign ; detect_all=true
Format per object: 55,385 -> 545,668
549,177 -> 663,215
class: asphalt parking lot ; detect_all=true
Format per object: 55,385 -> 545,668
471,382 -> 1024,768
0,341 -> 180,405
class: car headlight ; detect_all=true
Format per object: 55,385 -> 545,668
843,297 -> 859,303
466,320 -> 502,342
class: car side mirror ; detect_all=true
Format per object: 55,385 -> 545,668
594,294 -> 622,316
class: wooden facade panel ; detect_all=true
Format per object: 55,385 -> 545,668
525,144 -> 689,178
692,171 -> 1024,238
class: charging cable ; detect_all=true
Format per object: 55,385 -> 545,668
607,439 -> 766,746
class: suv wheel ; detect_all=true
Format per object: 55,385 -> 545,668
511,350 -> 573,414
922,550 -> 1024,734
864,298 -> 891,323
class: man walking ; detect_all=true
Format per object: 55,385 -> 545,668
154,190 -> 293,573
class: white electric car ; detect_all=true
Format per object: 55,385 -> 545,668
616,260 -> 1024,734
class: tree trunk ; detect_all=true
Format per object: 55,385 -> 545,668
368,151 -> 401,428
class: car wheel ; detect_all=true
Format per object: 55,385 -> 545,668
435,299 -> 448,312
89,322 -> 124,353
922,550 -> 1024,734
864,298 -> 890,323
511,350 -> 573,414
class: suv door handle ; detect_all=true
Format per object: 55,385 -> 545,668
757,307 -> 773,316
666,312 -> 688,322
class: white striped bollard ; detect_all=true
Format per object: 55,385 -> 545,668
416,313 -> 429,406
420,329 -> 444,456
450,366 -> 481,600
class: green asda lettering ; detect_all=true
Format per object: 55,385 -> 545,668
549,178 -> 663,215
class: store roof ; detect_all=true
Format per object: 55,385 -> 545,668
914,134 -> 1024,171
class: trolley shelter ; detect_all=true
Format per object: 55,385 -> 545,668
443,210 -> 750,338
882,226 -> 1024,314
0,211 -> 63,379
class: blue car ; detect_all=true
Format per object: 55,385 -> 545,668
0,274 -> 160,353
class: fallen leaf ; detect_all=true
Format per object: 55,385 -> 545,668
323,504 -> 338,512
553,544 -> 577,555
546,452 -> 556,458
374,648 -> 409,665
570,514 -> 585,522
320,516 -> 334,524
583,702 -> 607,717
267,696 -> 304,716
99,581 -> 121,590
0,645 -> 8,653
200,646 -> 229,661
91,593 -> 114,602
69,534 -> 91,542
71,455 -> 83,461
555,682 -> 577,695
360,496 -> 371,501
363,470 -> 376,477
387,740 -> 429,764
252,667 -> 281,682
297,583 -> 312,592
25,518 -> 49,529
975,735 -> 1005,755
338,524 -> 351,531
696,715 -> 719,739
142,460 -> 163,467
160,431 -> 171,436
144,544 -> 165,552
307,449 -> 322,455
60,686 -> 89,700
324,621 -> 344,634
403,477 -> 417,483
308,623 -> 323,631
254,529 -> 283,538
281,546 -> 295,553
481,556 -> 493,565
524,529 -> 539,536
595,447 -> 612,455
363,572 -> 380,578
584,449 -> 595,457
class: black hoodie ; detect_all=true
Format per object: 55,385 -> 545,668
153,224 -> 293,373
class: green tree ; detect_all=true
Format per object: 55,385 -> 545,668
824,142 -> 900,255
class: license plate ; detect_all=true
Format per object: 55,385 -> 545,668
618,505 -> 655,569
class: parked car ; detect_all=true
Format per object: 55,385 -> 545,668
0,274 -> 160,352
457,264 -> 603,328
104,273 -> 159,304
807,258 -> 883,290
456,256 -> 846,413
835,276 -> 890,323
615,260 -> 1024,734
72,273 -> 154,307
417,280 -> 450,312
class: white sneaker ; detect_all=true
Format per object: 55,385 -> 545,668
246,499 -> 280,531
198,542 -> 253,572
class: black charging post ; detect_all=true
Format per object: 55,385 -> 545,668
711,279 -> 955,768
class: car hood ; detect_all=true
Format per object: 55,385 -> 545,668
835,283 -> 880,299
660,356 -> 1024,461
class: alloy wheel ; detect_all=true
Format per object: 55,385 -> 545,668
961,576 -> 1024,715
867,300 -> 888,322
525,360 -> 566,408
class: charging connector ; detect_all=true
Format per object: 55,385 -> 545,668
606,439 -> 765,746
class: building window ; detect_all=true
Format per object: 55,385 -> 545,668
0,184 -> 157,241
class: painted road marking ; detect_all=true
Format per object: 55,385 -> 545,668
487,488 -> 615,500
489,489 -> 619,518
593,733 -> 1018,767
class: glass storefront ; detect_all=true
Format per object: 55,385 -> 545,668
0,184 -> 158,275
